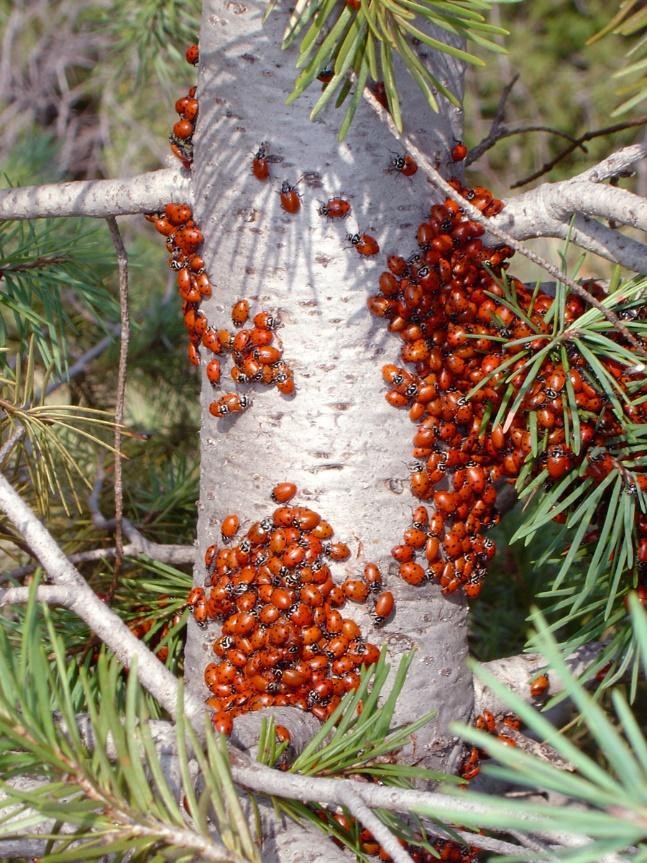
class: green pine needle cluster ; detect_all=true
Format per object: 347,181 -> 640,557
270,0 -> 522,137
588,0 -> 647,117
0,591 -> 258,863
449,602 -> 647,862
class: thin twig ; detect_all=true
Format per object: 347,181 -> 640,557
362,87 -> 647,360
468,123 -> 587,167
512,116 -> 647,188
0,424 -> 26,465
106,217 -> 129,593
1,541 -> 195,583
0,255 -> 70,277
338,788 -> 414,863
0,584 -> 74,607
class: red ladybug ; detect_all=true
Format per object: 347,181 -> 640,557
279,181 -> 301,214
319,197 -> 351,219
373,590 -> 394,624
231,299 -> 250,327
451,141 -> 468,162
206,359 -> 221,386
347,232 -> 379,256
252,144 -> 270,181
388,153 -> 417,176
530,673 -> 550,698
173,119 -> 194,141
185,43 -> 200,65
271,482 -> 297,504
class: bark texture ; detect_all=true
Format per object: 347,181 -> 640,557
186,0 -> 473,775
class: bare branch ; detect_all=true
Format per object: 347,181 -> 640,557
574,143 -> 647,183
470,122 -> 586,167
493,184 -> 647,273
0,584 -> 74,607
512,120 -> 647,187
0,168 -> 191,220
105,217 -> 129,588
0,541 -> 195,583
0,470 -> 204,728
338,787 -> 414,863
362,88 -> 647,356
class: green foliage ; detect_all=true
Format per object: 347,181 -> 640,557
0,217 -> 117,376
464,269 -> 647,677
463,0 -> 644,189
0,340 -> 117,517
273,0 -> 515,137
447,604 -> 647,862
588,0 -> 647,116
86,0 -> 201,92
0,591 -> 258,862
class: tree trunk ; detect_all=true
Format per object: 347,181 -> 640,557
186,0 -> 473,775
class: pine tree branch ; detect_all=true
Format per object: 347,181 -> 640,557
0,168 -> 192,220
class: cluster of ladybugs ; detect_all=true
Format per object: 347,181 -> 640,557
369,167 -> 647,599
207,301 -> 295,417
328,810 -> 479,863
459,673 -> 547,784
187,483 -> 395,736
459,708 -> 522,782
168,43 -> 199,169
148,46 -> 296,412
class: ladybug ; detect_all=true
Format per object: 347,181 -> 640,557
271,482 -> 298,504
399,561 -> 426,586
317,66 -> 334,85
252,143 -> 270,181
362,563 -> 382,592
206,359 -> 222,386
347,232 -> 379,256
253,310 -> 280,330
186,586 -> 205,608
388,153 -> 418,176
231,299 -> 250,327
279,181 -> 301,214
185,43 -> 200,65
187,343 -> 200,367
319,197 -> 351,219
221,514 -> 240,543
451,141 -> 468,162
181,98 -> 199,123
530,673 -> 550,698
173,119 -> 194,140
164,202 -> 192,226
373,590 -> 394,624
341,578 -> 369,603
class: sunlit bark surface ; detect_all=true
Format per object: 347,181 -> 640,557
187,0 -> 473,774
